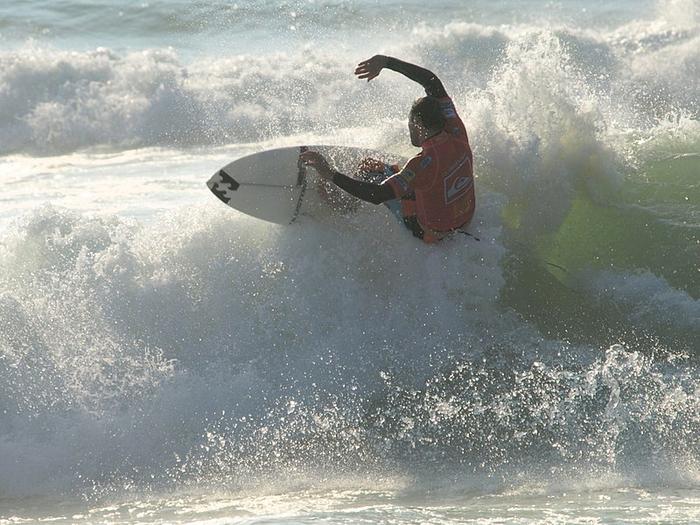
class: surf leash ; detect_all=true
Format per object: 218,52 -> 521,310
457,229 -> 481,241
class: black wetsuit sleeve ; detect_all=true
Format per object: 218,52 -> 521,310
384,57 -> 448,98
331,172 -> 395,205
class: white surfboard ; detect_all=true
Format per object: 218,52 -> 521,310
206,145 -> 404,224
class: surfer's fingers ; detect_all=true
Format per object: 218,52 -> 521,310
299,151 -> 315,163
300,151 -> 324,166
356,71 -> 378,81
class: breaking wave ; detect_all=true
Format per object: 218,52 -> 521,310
0,0 -> 698,502
0,8 -> 697,156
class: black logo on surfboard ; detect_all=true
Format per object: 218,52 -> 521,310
209,169 -> 240,204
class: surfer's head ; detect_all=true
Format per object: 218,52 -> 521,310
409,96 -> 446,147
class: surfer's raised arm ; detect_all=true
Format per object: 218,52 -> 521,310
300,55 -> 474,242
354,55 -> 448,98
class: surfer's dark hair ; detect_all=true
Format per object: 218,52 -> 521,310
411,96 -> 446,131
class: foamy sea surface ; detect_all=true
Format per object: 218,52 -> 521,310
0,1 -> 698,523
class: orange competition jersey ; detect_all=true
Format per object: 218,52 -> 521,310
385,97 -> 475,235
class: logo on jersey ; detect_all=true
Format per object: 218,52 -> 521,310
392,169 -> 416,194
440,100 -> 457,118
443,154 -> 472,203
445,176 -> 472,202
400,169 -> 416,183
394,177 -> 410,192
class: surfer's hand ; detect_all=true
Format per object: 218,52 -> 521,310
358,157 -> 387,174
355,55 -> 388,82
300,151 -> 333,179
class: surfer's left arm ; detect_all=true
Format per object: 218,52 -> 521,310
355,55 -> 448,98
300,151 -> 394,205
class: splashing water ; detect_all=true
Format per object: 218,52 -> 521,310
0,0 -> 698,523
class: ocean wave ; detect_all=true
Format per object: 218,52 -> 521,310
1,0 -> 698,501
0,202 -> 506,496
0,201 -> 698,497
0,11 -> 698,157
585,270 -> 699,332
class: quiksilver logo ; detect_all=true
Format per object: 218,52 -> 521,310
445,175 -> 472,203
443,153 -> 472,203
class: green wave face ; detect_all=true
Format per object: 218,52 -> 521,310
498,150 -> 698,349
530,154 -> 699,296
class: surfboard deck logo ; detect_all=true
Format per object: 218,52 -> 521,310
208,169 -> 240,204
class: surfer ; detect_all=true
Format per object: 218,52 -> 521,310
300,55 -> 475,243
